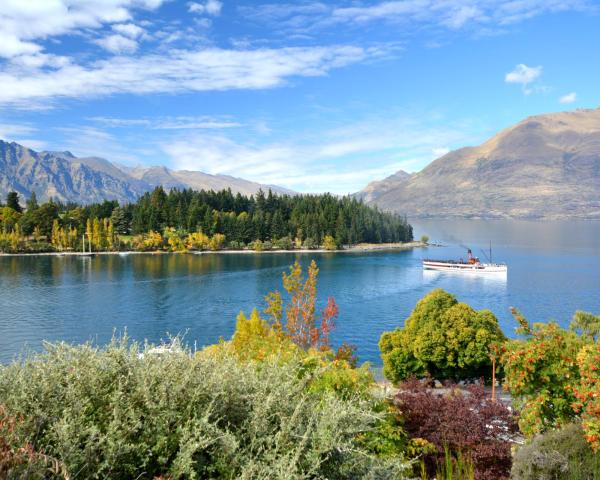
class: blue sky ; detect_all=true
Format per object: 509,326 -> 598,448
0,0 -> 598,193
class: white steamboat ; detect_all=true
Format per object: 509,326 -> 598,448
423,248 -> 507,274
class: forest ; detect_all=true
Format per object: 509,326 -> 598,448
0,188 -> 413,253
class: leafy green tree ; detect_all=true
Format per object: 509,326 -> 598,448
380,289 -> 505,383
570,310 -> 600,342
31,202 -> 59,237
0,207 -> 21,231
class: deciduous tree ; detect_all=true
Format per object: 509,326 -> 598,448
380,289 -> 505,383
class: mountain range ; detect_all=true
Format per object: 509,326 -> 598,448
357,107 -> 600,219
2,106 -> 599,217
0,140 -> 291,204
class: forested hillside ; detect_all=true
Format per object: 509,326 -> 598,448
0,188 -> 412,253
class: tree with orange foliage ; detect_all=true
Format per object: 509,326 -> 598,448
573,343 -> 600,451
264,260 -> 338,351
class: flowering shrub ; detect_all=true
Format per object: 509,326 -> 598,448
395,378 -> 519,480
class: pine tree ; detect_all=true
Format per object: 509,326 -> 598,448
26,192 -> 39,211
6,191 -> 22,213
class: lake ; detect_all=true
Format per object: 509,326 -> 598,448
1,219 -> 599,365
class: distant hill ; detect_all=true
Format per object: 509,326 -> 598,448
0,140 -> 292,204
357,107 -> 600,219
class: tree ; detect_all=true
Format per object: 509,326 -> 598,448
0,207 -> 21,231
501,308 -> 588,437
570,310 -> 600,342
31,202 -> 59,237
264,260 -> 338,351
322,234 -> 338,250
6,191 -> 22,213
380,289 -> 506,383
209,233 -> 226,251
110,207 -> 129,235
420,235 -> 429,244
26,192 -> 38,211
573,342 -> 600,451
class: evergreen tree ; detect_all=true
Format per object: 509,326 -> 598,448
6,191 -> 22,213
110,207 -> 129,235
26,192 -> 39,211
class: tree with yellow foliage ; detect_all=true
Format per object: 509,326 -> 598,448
209,233 -> 226,251
186,231 -> 210,250
322,235 -> 338,250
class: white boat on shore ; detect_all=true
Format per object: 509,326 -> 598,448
423,248 -> 507,274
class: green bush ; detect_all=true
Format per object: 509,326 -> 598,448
302,237 -> 317,249
380,289 -> 506,383
511,423 -> 600,480
273,236 -> 294,250
227,240 -> 243,250
0,340 -> 409,479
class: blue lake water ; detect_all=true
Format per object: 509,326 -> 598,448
1,219 -> 599,365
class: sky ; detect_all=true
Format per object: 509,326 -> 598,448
0,0 -> 599,194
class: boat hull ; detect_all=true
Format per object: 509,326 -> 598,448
423,261 -> 507,273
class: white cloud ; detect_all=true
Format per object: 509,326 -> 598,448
559,92 -> 577,104
0,122 -> 36,137
242,1 -> 592,35
432,147 -> 450,157
505,63 -> 543,94
0,122 -> 46,149
89,116 -> 241,129
112,23 -> 144,38
159,114 -> 480,193
0,45 -> 381,107
56,126 -> 144,165
188,0 -> 223,16
0,0 -> 164,59
505,64 -> 542,84
94,34 -> 139,53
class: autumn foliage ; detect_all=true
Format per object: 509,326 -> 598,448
501,308 -> 585,437
264,260 -> 338,351
574,342 -> 600,451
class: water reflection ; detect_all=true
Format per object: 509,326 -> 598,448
422,269 -> 507,290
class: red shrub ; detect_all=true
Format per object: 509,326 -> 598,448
395,378 -> 519,480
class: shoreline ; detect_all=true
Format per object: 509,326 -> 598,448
0,241 -> 425,258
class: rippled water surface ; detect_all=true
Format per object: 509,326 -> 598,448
1,220 -> 599,364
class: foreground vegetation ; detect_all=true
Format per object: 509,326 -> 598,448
1,261 -> 599,478
379,289 -> 600,479
0,188 -> 412,253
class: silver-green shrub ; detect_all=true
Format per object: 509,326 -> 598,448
511,423 -> 600,480
0,339 -> 408,479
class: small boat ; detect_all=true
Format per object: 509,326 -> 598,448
423,247 -> 507,273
